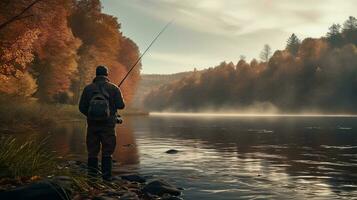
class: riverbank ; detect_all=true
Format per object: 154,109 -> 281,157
0,137 -> 183,200
0,95 -> 148,134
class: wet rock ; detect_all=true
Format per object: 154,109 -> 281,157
165,149 -> 179,154
52,176 -> 73,189
162,196 -> 184,200
93,196 -> 118,200
0,181 -> 69,200
120,191 -> 140,200
67,160 -> 78,165
121,174 -> 146,183
143,180 -> 181,196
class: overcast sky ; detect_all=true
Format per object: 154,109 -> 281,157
102,0 -> 357,74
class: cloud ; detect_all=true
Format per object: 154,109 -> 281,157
125,0 -> 357,37
104,0 -> 357,73
147,51 -> 221,68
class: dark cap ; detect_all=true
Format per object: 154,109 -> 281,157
96,65 -> 108,76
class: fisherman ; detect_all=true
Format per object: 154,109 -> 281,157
79,65 -> 125,181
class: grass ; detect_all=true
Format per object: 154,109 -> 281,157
0,136 -> 126,199
0,136 -> 56,178
0,95 -> 83,133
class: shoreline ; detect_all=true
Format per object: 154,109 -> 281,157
0,160 -> 183,200
0,134 -> 183,200
150,112 -> 357,118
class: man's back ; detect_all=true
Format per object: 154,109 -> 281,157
79,75 -> 125,126
78,65 -> 125,181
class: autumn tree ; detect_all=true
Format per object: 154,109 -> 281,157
286,33 -> 300,56
0,0 -> 141,103
70,0 -> 141,103
0,0 -> 44,97
0,0 -> 43,76
259,44 -> 272,62
0,0 -> 43,31
31,0 -> 81,102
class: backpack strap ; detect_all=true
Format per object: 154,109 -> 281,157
94,83 -> 110,99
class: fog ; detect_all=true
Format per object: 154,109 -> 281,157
144,17 -> 357,113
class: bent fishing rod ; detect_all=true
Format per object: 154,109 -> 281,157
118,21 -> 173,88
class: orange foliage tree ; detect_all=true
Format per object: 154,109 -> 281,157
70,0 -> 141,103
0,0 -> 141,103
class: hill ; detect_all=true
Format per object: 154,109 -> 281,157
132,71 -> 193,108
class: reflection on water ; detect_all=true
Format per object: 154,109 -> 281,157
34,115 -> 357,199
47,121 -> 140,167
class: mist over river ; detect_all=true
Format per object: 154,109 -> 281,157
33,114 -> 357,199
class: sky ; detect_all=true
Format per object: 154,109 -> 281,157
102,0 -> 357,74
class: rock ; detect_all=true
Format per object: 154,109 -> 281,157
143,180 -> 181,196
52,176 -> 73,189
121,174 -> 146,183
165,149 -> 179,154
67,160 -> 77,165
162,196 -> 184,200
93,196 -> 118,200
120,191 -> 140,200
0,181 -> 69,200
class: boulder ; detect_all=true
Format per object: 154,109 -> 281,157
120,191 -> 140,200
143,180 -> 181,196
93,196 -> 118,200
162,196 -> 184,200
0,181 -> 69,200
165,149 -> 179,154
121,174 -> 146,183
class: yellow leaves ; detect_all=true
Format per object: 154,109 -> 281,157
0,72 -> 37,97
0,0 -> 141,103
298,38 -> 329,62
0,29 -> 40,76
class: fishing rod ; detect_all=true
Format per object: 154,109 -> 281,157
118,21 -> 173,87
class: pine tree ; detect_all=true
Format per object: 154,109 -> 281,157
342,16 -> 357,45
343,16 -> 357,31
239,55 -> 246,61
260,44 -> 272,62
286,33 -> 300,56
326,23 -> 342,47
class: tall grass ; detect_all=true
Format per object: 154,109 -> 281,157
0,136 -> 121,196
0,136 -> 56,178
0,95 -> 83,133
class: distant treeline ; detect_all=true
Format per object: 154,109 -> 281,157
133,72 -> 193,108
145,16 -> 357,113
0,0 -> 141,104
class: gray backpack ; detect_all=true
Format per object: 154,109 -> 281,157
87,84 -> 110,121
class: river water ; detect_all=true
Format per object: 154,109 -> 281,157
43,114 -> 357,199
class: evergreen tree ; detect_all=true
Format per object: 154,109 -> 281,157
326,23 -> 342,47
342,16 -> 357,45
260,44 -> 272,62
286,33 -> 300,56
343,16 -> 357,31
239,55 -> 246,61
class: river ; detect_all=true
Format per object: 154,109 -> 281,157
39,114 -> 357,199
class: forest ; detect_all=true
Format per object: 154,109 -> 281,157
0,0 -> 141,104
144,16 -> 357,113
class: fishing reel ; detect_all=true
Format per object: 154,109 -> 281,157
116,114 -> 123,124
